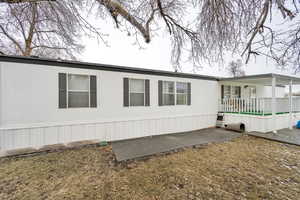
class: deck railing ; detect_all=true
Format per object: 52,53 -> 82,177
219,97 -> 300,115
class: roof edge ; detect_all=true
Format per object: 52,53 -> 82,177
219,73 -> 274,81
0,55 -> 218,81
220,73 -> 300,82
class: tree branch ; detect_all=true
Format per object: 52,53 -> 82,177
0,0 -> 55,3
0,24 -> 24,54
242,0 -> 270,63
97,0 -> 155,43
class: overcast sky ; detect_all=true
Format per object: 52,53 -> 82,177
79,6 -> 299,79
80,25 -> 294,79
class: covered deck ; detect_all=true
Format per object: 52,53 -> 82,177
219,74 -> 300,133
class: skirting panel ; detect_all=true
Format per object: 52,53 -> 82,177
0,114 -> 216,152
224,113 -> 300,133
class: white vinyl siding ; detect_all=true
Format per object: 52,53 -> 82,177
0,61 -> 219,152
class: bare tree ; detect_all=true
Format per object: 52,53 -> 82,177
0,0 -> 300,71
0,0 -> 104,59
227,59 -> 245,77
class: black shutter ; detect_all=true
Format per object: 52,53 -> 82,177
145,79 -> 150,106
58,73 -> 67,108
123,78 -> 129,107
158,80 -> 163,106
187,82 -> 191,105
221,85 -> 224,99
90,75 -> 97,107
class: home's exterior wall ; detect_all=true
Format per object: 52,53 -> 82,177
0,62 -> 218,152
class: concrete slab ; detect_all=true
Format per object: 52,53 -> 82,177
248,129 -> 300,146
112,128 -> 242,161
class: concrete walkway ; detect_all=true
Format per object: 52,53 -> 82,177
112,128 -> 242,161
248,129 -> 300,146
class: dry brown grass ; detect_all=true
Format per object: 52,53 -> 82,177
0,136 -> 300,200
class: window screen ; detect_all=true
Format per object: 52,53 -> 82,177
129,79 -> 145,106
68,91 -> 89,108
162,81 -> 175,105
176,82 -> 188,105
68,74 -> 89,108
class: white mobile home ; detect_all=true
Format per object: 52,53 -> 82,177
0,55 -> 300,154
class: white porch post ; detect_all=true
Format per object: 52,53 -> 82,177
272,77 -> 277,133
289,80 -> 293,129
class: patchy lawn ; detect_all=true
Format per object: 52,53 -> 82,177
0,136 -> 300,200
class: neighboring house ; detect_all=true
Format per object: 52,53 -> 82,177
0,55 -> 300,153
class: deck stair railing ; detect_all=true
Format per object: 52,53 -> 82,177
219,97 -> 300,115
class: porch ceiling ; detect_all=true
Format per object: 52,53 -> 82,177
219,73 -> 300,86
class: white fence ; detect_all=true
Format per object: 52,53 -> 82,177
219,97 -> 300,115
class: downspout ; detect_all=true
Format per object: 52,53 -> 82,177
272,76 -> 277,133
289,80 -> 293,129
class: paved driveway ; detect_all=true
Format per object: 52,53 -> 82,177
248,128 -> 300,146
112,128 -> 242,161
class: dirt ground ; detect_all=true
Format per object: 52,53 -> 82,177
0,135 -> 300,200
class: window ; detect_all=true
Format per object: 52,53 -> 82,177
58,73 -> 97,108
231,86 -> 241,98
123,78 -> 150,107
68,74 -> 90,108
223,85 -> 231,99
160,81 -> 190,106
129,79 -> 145,106
162,81 -> 175,105
176,82 -> 188,105
221,85 -> 240,99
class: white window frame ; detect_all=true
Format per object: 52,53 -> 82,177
176,82 -> 188,105
162,81 -> 189,106
129,78 -> 146,107
66,73 -> 91,108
